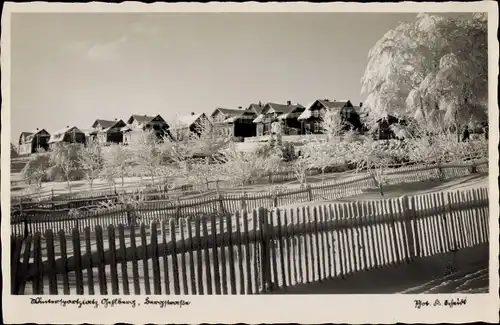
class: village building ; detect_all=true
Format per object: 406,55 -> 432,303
90,119 -> 127,145
47,126 -> 86,150
169,112 -> 211,141
373,114 -> 405,140
253,101 -> 306,136
210,107 -> 257,140
297,99 -> 363,134
121,114 -> 170,145
17,128 -> 51,155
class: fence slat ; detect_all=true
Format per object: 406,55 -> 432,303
242,210 -> 253,294
129,223 -> 141,294
210,214 -> 221,295
95,226 -> 107,295
219,214 -> 228,295
169,219 -> 181,295
118,225 -> 130,295
72,228 -> 84,294
150,222 -> 162,295
32,232 -> 43,294
235,211 -> 245,295
44,230 -> 58,294
179,219 -> 189,295
84,227 -> 95,295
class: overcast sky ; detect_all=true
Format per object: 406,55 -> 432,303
10,12 -> 469,140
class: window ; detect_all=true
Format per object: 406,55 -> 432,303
313,110 -> 320,118
313,122 -> 320,133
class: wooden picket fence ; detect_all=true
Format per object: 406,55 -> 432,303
11,187 -> 489,295
12,161 -> 488,237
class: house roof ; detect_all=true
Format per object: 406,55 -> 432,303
19,129 -> 50,143
316,99 -> 352,109
92,119 -> 121,129
48,126 -> 84,143
248,103 -> 265,114
212,107 -> 245,117
252,114 -> 264,123
128,114 -> 157,125
265,102 -> 305,115
172,113 -> 207,129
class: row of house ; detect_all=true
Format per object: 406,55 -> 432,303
18,99 -> 399,155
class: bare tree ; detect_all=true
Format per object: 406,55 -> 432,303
104,143 -> 133,187
131,131 -> 162,186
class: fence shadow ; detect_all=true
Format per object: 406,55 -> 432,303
270,244 -> 489,295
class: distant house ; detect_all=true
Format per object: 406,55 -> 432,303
374,114 -> 403,140
253,101 -> 306,136
210,107 -> 257,139
297,99 -> 363,134
18,128 -> 51,155
91,119 -> 127,145
170,112 -> 210,141
48,126 -> 86,150
122,114 -> 170,145
247,102 -> 265,115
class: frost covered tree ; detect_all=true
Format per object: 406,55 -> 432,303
188,116 -> 230,160
21,152 -> 50,189
78,139 -> 104,190
320,108 -> 345,140
361,13 -> 488,133
104,143 -> 132,187
50,143 -> 82,193
131,131 -> 162,186
220,144 -> 264,194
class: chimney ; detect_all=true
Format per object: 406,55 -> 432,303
191,112 -> 195,116
238,106 -> 242,109
359,102 -> 363,107
324,98 -> 329,102
115,118 -> 118,121
36,128 -> 39,131
287,100 -> 291,105
66,125 -> 69,128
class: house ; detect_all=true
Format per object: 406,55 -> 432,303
247,102 -> 265,115
374,114 -> 404,140
91,119 -> 127,145
253,101 -> 306,136
17,128 -> 51,155
170,112 -> 210,141
210,107 -> 257,139
48,126 -> 86,150
122,114 -> 170,145
297,99 -> 363,134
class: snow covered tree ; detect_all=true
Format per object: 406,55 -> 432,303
346,135 -> 406,196
50,143 -> 82,193
320,108 -> 344,140
103,143 -> 133,187
78,138 -> 104,190
131,131 -> 162,186
21,152 -> 50,189
361,13 -> 487,131
188,116 -> 230,160
220,144 -> 264,194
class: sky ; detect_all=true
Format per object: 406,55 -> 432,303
10,12 -> 466,141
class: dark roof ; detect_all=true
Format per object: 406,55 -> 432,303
265,102 -> 305,114
212,108 -> 244,117
248,103 -> 265,114
316,99 -> 352,109
92,119 -> 119,129
128,114 -> 157,125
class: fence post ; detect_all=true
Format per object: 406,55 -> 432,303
218,193 -> 225,213
307,185 -> 313,201
258,207 -> 272,292
20,203 -> 29,239
176,198 -> 181,219
401,195 -> 417,261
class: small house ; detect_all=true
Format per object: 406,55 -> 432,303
48,126 -> 86,150
170,112 -> 211,141
122,114 -> 170,145
297,99 -> 363,134
253,101 -> 306,136
210,107 -> 257,139
91,119 -> 127,145
18,128 -> 51,155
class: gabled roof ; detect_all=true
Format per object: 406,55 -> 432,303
48,126 -> 84,144
92,119 -> 120,129
127,114 -> 157,125
173,113 -> 207,129
314,99 -> 352,110
211,107 -> 244,118
19,129 -> 51,143
264,102 -> 305,115
247,103 -> 265,114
